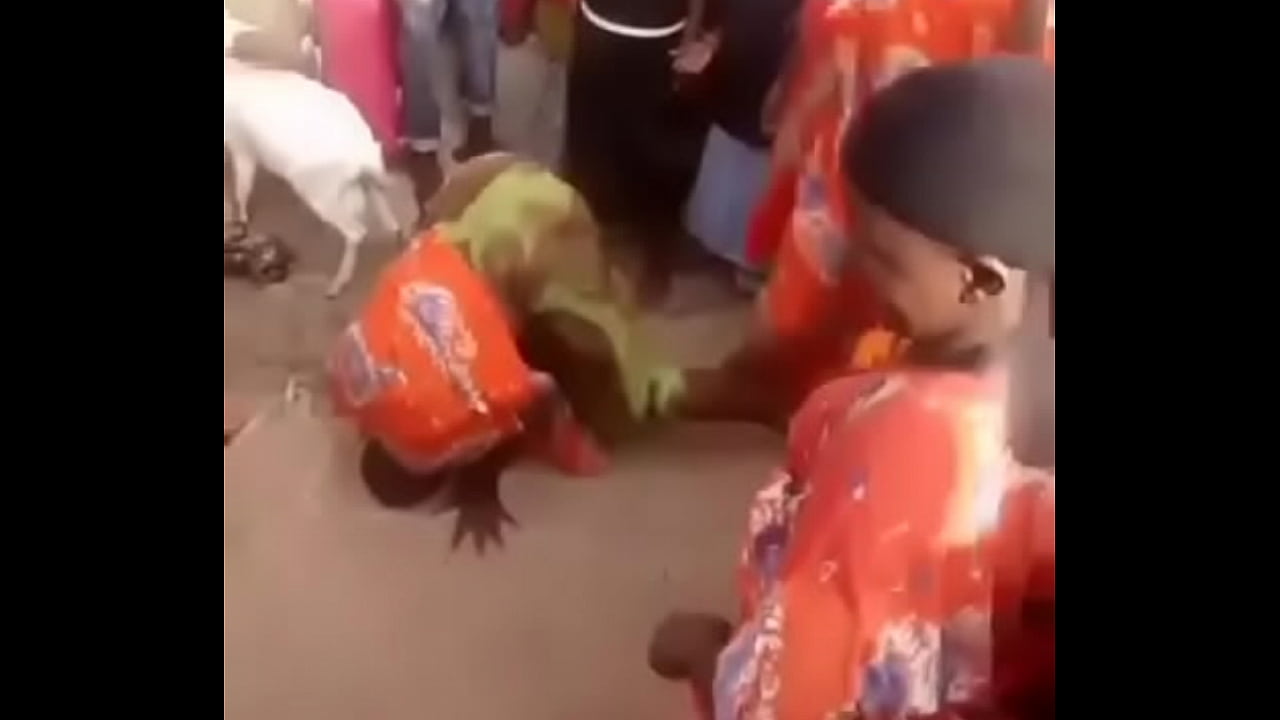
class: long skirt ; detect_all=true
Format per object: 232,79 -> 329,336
684,124 -> 770,271
313,0 -> 403,152
563,13 -> 704,236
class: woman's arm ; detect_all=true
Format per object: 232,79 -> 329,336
770,42 -> 841,169
760,9 -> 803,136
683,0 -> 709,44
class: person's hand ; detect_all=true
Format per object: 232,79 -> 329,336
671,33 -> 721,76
647,612 -> 733,680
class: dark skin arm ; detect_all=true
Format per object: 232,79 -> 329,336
447,437 -> 523,554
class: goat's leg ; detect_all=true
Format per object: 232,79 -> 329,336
327,234 -> 360,298
364,177 -> 405,246
313,178 -> 368,298
228,150 -> 257,225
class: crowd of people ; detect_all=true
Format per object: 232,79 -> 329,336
226,0 -> 1055,716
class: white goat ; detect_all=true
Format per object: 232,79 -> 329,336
224,32 -> 400,297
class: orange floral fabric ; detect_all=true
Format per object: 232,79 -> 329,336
328,230 -> 538,473
756,0 -> 1055,386
714,369 -> 1055,719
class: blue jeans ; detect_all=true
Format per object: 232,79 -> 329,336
399,0 -> 498,148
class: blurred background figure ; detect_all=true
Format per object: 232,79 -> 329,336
675,0 -> 800,293
398,0 -> 501,207
311,0 -> 403,154
495,0 -> 575,169
562,0 -> 708,304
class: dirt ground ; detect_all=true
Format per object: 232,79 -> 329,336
224,164 -> 773,720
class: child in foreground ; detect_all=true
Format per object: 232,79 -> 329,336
649,58 -> 1056,719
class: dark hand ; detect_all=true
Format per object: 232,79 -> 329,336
446,442 -> 521,556
449,490 -> 518,555
647,612 -> 733,681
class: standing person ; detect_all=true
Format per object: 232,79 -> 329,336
399,0 -> 501,206
312,0 -> 403,153
676,0 -> 801,289
496,0 -> 575,168
674,0 -> 1056,428
563,0 -> 709,302
649,57 -> 1056,720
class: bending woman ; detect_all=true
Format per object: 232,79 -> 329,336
329,153 -> 684,552
649,58 -> 1056,719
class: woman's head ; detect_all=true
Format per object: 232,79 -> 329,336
840,58 -> 1054,361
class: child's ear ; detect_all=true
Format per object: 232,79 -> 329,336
969,255 -> 1011,298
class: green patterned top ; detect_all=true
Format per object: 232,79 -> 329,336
435,156 -> 685,424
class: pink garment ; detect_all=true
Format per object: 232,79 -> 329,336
313,0 -> 403,152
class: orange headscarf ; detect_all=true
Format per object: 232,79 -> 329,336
329,231 -> 538,473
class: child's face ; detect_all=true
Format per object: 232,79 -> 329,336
846,195 -> 974,342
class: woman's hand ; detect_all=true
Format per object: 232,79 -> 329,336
671,32 -> 721,76
647,612 -> 733,681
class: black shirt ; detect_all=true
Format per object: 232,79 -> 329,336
705,0 -> 798,148
583,0 -> 689,31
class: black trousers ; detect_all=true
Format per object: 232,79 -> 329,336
564,16 -> 706,239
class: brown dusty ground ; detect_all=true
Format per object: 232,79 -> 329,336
224,169 -> 772,720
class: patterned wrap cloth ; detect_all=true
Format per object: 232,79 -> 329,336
330,154 -> 683,471
712,369 -> 1054,719
749,0 -> 1056,391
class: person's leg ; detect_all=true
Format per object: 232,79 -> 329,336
537,37 -> 568,170
605,33 -> 706,305
455,0 -> 500,156
494,34 -> 563,167
399,0 -> 450,207
563,17 -> 627,225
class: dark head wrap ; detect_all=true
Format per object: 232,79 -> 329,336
843,57 -> 1055,272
